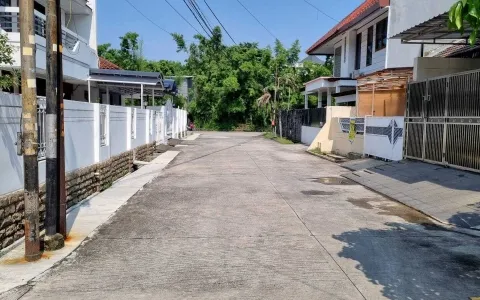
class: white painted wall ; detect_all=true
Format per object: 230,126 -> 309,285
389,0 -> 456,38
364,116 -> 404,161
301,126 -> 321,145
64,100 -> 96,170
0,92 -> 187,196
414,57 -> 480,81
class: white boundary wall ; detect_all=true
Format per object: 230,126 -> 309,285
0,92 -> 187,196
364,116 -> 404,161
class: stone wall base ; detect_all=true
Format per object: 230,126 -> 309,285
0,142 -> 156,250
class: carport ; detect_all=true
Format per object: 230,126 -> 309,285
87,69 -> 178,107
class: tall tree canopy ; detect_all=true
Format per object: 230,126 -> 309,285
98,29 -> 331,130
172,27 -> 331,129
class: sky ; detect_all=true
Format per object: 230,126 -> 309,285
97,0 -> 364,63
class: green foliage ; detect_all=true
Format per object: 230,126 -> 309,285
0,33 -> 19,90
172,26 -> 331,129
98,30 -> 332,130
449,0 -> 480,44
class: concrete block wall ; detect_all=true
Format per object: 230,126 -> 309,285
414,57 -> 480,81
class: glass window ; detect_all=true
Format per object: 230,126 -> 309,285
375,18 -> 388,51
355,32 -> 362,70
367,27 -> 373,66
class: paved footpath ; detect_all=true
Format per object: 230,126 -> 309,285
6,132 -> 480,300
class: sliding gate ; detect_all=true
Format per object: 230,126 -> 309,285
405,70 -> 480,172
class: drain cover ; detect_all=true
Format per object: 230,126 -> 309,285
312,177 -> 357,185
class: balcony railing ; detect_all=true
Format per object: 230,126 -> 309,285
0,6 -> 87,52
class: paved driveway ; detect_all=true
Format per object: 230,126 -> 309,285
15,132 -> 480,299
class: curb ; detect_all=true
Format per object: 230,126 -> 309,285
342,173 -> 480,238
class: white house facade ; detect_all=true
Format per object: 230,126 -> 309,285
0,0 -> 98,99
305,0 -> 421,111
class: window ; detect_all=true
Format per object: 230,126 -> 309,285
367,26 -> 373,66
334,47 -> 342,77
344,37 -> 347,63
375,18 -> 388,51
100,105 -> 107,146
355,33 -> 362,70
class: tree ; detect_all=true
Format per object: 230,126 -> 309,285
449,0 -> 480,45
0,33 -> 19,90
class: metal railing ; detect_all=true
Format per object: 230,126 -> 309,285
339,118 -> 365,134
276,108 -> 327,143
37,97 -> 46,160
0,9 -> 81,51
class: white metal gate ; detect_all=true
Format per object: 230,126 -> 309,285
405,69 -> 480,172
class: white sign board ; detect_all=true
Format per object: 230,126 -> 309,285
364,116 -> 404,161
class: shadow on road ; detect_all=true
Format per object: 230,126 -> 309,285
332,220 -> 480,300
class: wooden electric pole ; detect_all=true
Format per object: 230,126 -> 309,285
56,0 -> 66,239
44,0 -> 64,250
19,0 -> 41,261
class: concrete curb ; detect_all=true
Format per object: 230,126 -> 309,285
0,150 -> 180,295
342,173 -> 480,238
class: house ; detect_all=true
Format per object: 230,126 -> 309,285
0,0 -> 99,100
165,76 -> 193,102
304,0 -> 421,116
294,55 -> 325,68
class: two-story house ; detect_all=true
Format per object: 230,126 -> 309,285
0,0 -> 99,101
304,0 -> 421,116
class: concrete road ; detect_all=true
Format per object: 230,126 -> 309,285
15,132 -> 480,299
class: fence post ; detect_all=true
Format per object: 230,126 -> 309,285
126,107 -> 132,151
93,103 -> 100,163
279,111 -> 283,138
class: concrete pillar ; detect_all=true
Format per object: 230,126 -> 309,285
317,90 -> 322,108
304,93 -> 308,109
140,84 -> 144,109
327,88 -> 332,106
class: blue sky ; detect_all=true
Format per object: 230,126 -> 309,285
97,0 -> 364,62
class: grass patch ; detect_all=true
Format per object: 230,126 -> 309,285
263,132 -> 294,144
309,148 -> 325,155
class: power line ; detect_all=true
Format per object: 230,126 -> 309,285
188,0 -> 214,36
124,0 -> 172,35
191,0 -> 214,31
204,0 -> 236,45
303,0 -> 338,22
164,0 -> 201,35
183,0 -> 212,38
235,0 -> 278,40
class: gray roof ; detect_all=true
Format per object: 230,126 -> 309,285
300,55 -> 325,64
90,69 -> 164,80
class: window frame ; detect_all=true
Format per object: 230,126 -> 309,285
355,32 -> 362,70
375,18 -> 388,52
366,26 -> 373,67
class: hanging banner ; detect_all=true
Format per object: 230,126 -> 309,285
349,119 -> 356,143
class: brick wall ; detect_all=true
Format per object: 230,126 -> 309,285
0,143 -> 156,251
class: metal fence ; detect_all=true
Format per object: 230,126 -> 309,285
405,69 -> 480,172
277,108 -> 326,143
37,97 -> 46,160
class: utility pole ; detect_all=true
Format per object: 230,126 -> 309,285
44,0 -> 64,250
19,0 -> 41,261
56,0 -> 66,239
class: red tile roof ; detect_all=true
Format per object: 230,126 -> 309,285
306,0 -> 389,55
434,44 -> 480,58
99,57 -> 122,70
